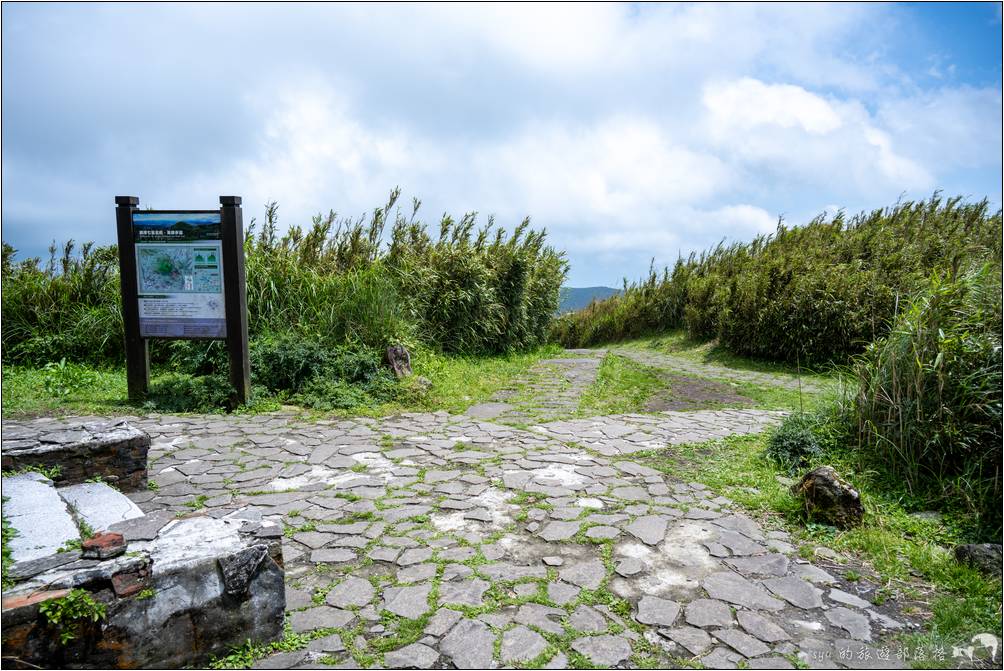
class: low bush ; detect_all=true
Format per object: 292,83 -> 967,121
765,413 -> 823,472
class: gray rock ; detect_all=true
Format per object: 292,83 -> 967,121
868,610 -> 904,631
481,562 -> 547,581
385,344 -> 412,379
482,544 -> 506,561
569,605 -> 607,633
570,634 -> 632,666
501,625 -> 548,663
513,583 -> 538,598
440,618 -> 496,669
479,610 -> 515,629
397,548 -> 434,566
954,543 -> 1002,576
219,544 -> 269,596
623,515 -> 668,545
559,558 -> 606,589
824,607 -> 871,641
547,581 -> 580,606
294,532 -> 334,549
543,555 -> 564,566
108,509 -> 175,541
424,608 -> 463,636
615,557 -> 645,577
539,521 -> 580,541
611,486 -> 649,501
724,553 -> 789,577
660,626 -> 713,655
515,603 -> 566,635
701,646 -> 743,669
9,551 -> 81,583
398,563 -> 438,584
383,583 -> 432,619
289,606 -> 355,633
383,642 -> 439,669
326,577 -> 375,609
252,650 -> 307,668
828,588 -> 871,609
3,473 -> 79,563
789,563 -> 837,584
367,546 -> 402,563
712,628 -> 770,657
790,466 -> 863,528
684,598 -> 733,628
465,403 -> 513,420
310,548 -> 357,564
439,579 -> 489,607
736,611 -> 789,643
543,652 -> 568,669
762,576 -> 823,609
464,508 -> 493,522
585,525 -> 621,540
306,633 -> 346,653
636,595 -> 681,627
702,572 -> 784,611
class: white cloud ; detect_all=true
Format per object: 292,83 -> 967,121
1,3 -> 1000,287
704,78 -> 844,135
700,77 -> 936,197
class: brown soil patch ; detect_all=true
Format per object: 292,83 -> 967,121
643,373 -> 753,411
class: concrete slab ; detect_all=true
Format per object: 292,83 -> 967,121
2,473 -> 79,563
58,482 -> 145,532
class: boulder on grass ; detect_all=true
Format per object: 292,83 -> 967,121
385,345 -> 412,378
954,544 -> 1002,576
790,466 -> 863,528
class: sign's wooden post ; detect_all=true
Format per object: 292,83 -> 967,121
219,196 -> 251,407
115,195 -> 150,401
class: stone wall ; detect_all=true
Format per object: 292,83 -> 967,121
1,514 -> 285,669
1,420 -> 149,492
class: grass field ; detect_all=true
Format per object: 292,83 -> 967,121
0,345 -> 564,419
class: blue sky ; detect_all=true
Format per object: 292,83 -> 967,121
2,3 -> 1001,286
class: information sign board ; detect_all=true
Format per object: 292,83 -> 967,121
116,195 -> 250,406
132,212 -> 227,338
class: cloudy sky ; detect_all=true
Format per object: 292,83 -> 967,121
2,3 -> 1001,286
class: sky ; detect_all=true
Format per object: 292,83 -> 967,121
2,3 -> 1001,287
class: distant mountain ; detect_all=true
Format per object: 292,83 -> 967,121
558,286 -> 621,314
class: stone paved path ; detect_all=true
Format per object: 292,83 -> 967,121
466,349 -> 606,425
615,348 -> 826,393
4,350 -> 916,669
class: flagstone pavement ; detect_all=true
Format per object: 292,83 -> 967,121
14,351 -> 918,669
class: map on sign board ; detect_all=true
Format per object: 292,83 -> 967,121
133,212 -> 227,338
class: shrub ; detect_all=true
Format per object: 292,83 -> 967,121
1,191 -> 567,411
553,194 -> 1002,364
765,413 -> 823,472
2,190 -> 566,370
852,266 -> 1002,540
1,241 -> 122,366
143,374 -> 238,413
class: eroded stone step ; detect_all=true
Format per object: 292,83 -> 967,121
59,481 -> 145,531
2,472 -> 79,563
